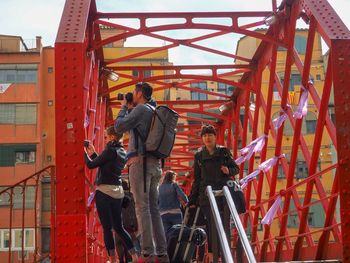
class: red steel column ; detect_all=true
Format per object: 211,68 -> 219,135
332,39 -> 350,263
55,0 -> 94,261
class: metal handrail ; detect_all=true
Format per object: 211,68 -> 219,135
207,185 -> 234,263
206,185 -> 257,263
223,186 -> 256,263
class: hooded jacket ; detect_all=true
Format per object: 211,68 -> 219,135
84,141 -> 126,186
189,145 -> 239,206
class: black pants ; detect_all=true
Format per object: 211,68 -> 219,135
201,198 -> 231,263
95,190 -> 134,256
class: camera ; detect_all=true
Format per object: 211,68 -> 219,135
83,140 -> 90,148
117,92 -> 133,104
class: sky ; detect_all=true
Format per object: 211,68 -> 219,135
0,0 -> 349,66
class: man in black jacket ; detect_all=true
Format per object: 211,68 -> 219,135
188,125 -> 239,263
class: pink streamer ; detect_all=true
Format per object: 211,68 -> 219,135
293,87 -> 308,119
240,143 -> 255,156
84,114 -> 90,128
236,135 -> 268,165
240,170 -> 260,189
261,195 -> 282,225
272,112 -> 288,129
87,191 -> 95,207
259,154 -> 285,173
235,155 -> 246,165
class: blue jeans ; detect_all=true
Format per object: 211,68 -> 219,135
161,213 -> 183,235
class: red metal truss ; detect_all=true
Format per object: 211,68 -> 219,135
53,0 -> 350,262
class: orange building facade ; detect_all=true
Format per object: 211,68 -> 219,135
0,35 -> 55,262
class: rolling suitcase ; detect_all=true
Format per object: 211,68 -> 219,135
167,207 -> 203,263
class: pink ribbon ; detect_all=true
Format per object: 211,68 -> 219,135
258,154 -> 285,173
240,170 -> 260,189
261,195 -> 282,225
235,155 -> 247,165
236,135 -> 267,165
293,87 -> 308,119
87,191 -> 95,207
273,111 -> 288,129
84,114 -> 90,128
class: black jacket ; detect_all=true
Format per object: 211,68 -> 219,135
84,141 -> 126,186
189,145 -> 239,206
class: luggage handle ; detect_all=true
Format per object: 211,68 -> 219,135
172,206 -> 201,262
182,207 -> 200,262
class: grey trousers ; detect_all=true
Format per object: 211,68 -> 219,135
129,158 -> 167,256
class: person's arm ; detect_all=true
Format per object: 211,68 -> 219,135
114,104 -> 143,134
84,148 -> 114,169
188,154 -> 201,206
175,184 -> 189,204
224,148 -> 240,176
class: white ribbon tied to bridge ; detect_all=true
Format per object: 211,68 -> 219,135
240,154 -> 285,189
261,195 -> 283,225
235,135 -> 267,165
272,106 -> 290,129
293,86 -> 308,119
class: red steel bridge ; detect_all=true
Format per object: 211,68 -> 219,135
1,0 -> 350,262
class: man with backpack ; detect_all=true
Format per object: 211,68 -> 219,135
115,83 -> 178,263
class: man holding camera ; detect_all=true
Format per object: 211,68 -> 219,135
115,83 -> 169,263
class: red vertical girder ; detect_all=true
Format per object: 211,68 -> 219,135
55,0 -> 98,261
330,39 -> 350,263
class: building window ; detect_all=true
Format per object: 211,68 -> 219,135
132,70 -> 152,78
0,144 -> 36,167
296,160 -> 308,179
41,183 -> 51,212
41,228 -> 51,253
132,70 -> 139,77
0,186 -> 35,208
0,68 -> 37,84
0,104 -> 37,125
143,70 -> 152,78
304,112 -> 317,134
191,82 -> 208,100
288,213 -> 299,228
277,165 -> 285,179
316,74 -> 321,81
307,212 -> 314,226
306,119 -> 317,134
12,186 -> 35,209
280,74 -> 302,92
217,83 -> 234,95
15,151 -> 35,164
294,35 -> 307,54
0,229 -> 35,250
47,67 -> 53,73
277,35 -> 307,54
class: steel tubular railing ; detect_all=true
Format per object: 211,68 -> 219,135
207,185 -> 234,263
206,185 -> 256,263
223,186 -> 256,263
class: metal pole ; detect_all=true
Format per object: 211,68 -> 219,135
223,186 -> 256,263
206,186 -> 234,263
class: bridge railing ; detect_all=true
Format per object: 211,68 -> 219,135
0,166 -> 55,263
